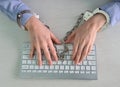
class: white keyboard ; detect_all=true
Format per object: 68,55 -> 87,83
19,42 -> 97,80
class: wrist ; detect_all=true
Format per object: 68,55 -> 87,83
86,13 -> 106,32
25,16 -> 42,31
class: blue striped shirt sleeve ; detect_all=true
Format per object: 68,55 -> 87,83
0,0 -> 33,26
100,0 -> 120,26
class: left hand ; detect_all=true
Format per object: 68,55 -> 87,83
65,13 -> 106,64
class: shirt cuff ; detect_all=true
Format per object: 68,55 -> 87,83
100,2 -> 120,26
16,3 -> 33,26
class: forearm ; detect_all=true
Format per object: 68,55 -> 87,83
0,0 -> 33,26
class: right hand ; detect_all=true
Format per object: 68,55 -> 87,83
25,16 -> 61,66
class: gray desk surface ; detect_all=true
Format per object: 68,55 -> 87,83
0,0 -> 120,87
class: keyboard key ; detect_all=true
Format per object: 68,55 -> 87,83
64,70 -> 69,73
91,71 -> 96,74
89,51 -> 95,55
29,65 -> 34,69
55,65 -> 59,69
86,66 -> 90,70
45,65 -> 49,69
83,61 -> 87,65
62,61 -> 67,64
53,70 -> 58,73
48,70 -> 53,73
89,61 -> 96,65
60,65 -> 64,70
35,66 -> 39,69
75,71 -> 79,74
27,60 -> 32,64
70,71 -> 74,74
21,70 -> 26,72
81,66 -> 85,70
43,70 -> 47,73
70,66 -> 75,70
91,66 -> 96,70
57,61 -> 62,64
50,65 -> 54,69
27,70 -> 31,73
39,66 -> 44,69
22,65 -> 29,69
68,61 -> 73,65
80,71 -> 85,74
75,66 -> 80,70
22,60 -> 27,64
87,56 -> 95,60
65,65 -> 69,70
59,70 -> 63,73
86,71 -> 90,74
22,55 -> 29,59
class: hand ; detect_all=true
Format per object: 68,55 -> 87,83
65,13 -> 106,64
25,16 -> 61,65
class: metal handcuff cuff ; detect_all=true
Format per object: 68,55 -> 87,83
17,8 -> 110,60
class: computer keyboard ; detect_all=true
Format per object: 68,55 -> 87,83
19,42 -> 97,80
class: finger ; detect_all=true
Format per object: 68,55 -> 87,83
50,32 -> 61,44
35,42 -> 42,66
72,38 -> 79,60
74,41 -> 85,64
30,43 -> 35,59
42,43 -> 53,65
79,44 -> 89,63
48,40 -> 58,61
65,31 -> 75,43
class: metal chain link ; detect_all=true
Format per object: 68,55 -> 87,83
59,13 -> 84,60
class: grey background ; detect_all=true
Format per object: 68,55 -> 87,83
0,0 -> 120,87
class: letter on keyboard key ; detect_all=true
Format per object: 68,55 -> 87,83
87,56 -> 95,60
